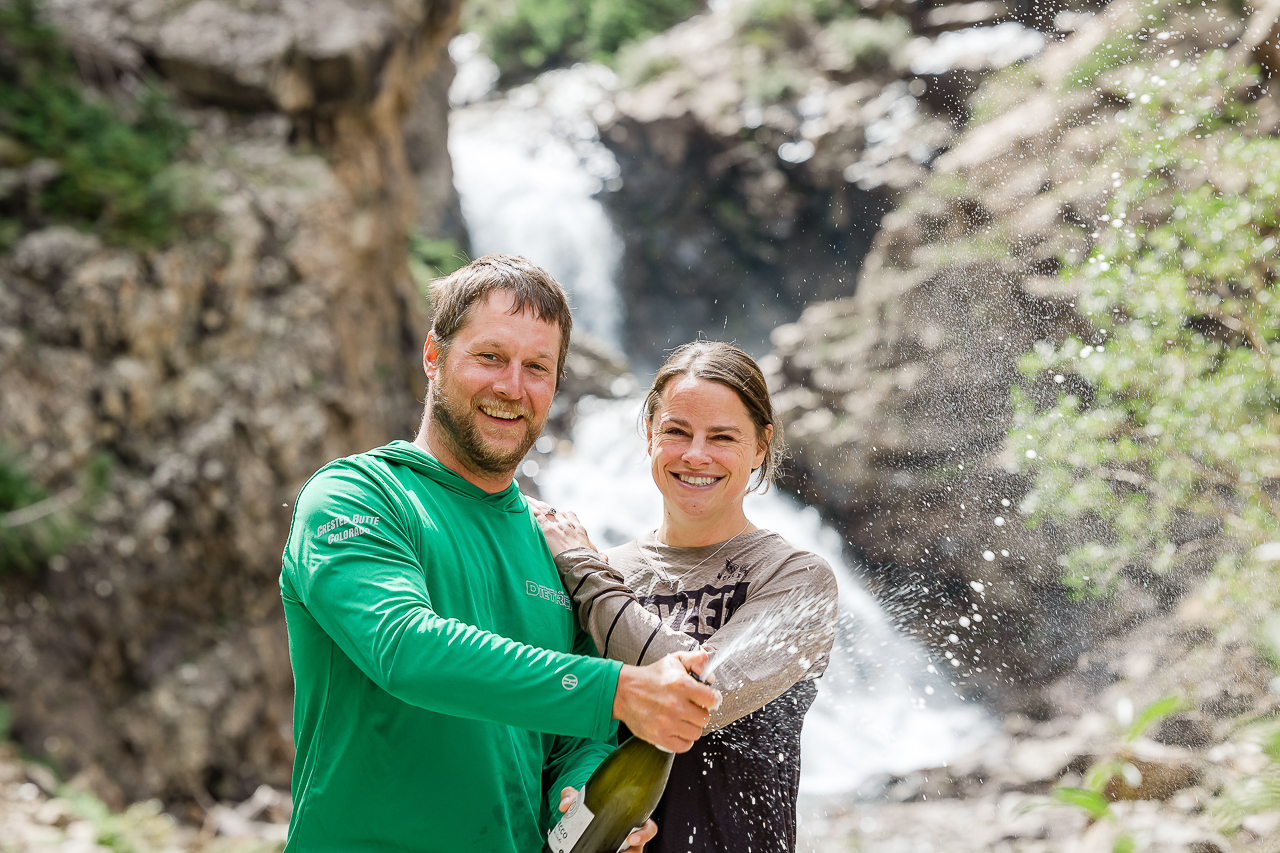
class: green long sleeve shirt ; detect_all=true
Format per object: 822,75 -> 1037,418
280,440 -> 623,852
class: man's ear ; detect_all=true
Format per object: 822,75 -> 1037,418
424,331 -> 441,381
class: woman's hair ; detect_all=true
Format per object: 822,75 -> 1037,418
641,341 -> 785,492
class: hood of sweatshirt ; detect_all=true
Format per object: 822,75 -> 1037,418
366,440 -> 527,514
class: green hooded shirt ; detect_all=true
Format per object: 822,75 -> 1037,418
280,440 -> 623,852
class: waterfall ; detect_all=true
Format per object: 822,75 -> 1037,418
447,44 -> 994,796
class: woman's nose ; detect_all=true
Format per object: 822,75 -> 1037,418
682,436 -> 712,464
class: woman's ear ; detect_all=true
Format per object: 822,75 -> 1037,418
754,424 -> 773,469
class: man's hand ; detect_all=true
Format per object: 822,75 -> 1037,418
613,650 -> 719,753
559,787 -> 656,852
529,497 -> 603,557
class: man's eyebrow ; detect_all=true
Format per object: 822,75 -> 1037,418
471,339 -> 556,362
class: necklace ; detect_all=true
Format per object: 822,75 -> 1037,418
643,521 -> 751,592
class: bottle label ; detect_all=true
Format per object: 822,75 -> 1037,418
547,785 -> 593,853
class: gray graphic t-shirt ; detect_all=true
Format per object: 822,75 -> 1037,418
554,529 -> 837,853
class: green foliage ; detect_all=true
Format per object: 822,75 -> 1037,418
1062,32 -> 1145,91
466,0 -> 703,80
737,0 -> 858,29
1125,694 -> 1185,742
408,233 -> 468,301
1037,696 -> 1187,852
967,63 -> 1042,128
62,791 -> 200,853
1050,785 -> 1113,821
1011,51 -> 1280,596
0,0 -> 189,247
0,445 -> 109,576
822,15 -> 911,72
1212,720 -> 1280,836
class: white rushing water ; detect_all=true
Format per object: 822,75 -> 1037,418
449,36 -> 623,342
447,45 -> 995,795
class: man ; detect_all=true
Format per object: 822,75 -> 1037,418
280,254 -> 717,852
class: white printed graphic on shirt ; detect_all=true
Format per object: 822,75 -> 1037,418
316,513 -> 380,544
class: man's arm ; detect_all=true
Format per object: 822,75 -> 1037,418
286,463 -> 715,744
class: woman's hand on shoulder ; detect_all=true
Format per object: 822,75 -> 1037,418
528,496 -> 607,559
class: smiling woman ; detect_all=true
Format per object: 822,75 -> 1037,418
534,341 -> 838,853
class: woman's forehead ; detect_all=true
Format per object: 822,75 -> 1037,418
656,376 -> 750,419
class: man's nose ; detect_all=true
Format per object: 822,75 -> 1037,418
491,361 -> 523,398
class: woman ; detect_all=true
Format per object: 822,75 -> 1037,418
533,341 -> 838,853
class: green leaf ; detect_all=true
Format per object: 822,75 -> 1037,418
1127,695 -> 1187,742
1051,786 -> 1113,821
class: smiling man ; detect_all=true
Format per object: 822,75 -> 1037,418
279,254 -> 718,853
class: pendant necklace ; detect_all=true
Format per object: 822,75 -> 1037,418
643,521 -> 751,592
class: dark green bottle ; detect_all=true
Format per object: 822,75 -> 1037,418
545,735 -> 674,853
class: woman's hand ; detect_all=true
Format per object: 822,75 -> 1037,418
558,787 -> 656,852
529,496 -> 605,558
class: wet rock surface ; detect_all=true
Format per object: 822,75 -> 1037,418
595,0 -> 1076,365
765,0 -> 1276,696
0,0 -> 464,808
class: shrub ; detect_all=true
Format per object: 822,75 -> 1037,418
0,445 -> 109,576
0,0 -> 188,248
1011,52 -> 1280,600
466,0 -> 704,81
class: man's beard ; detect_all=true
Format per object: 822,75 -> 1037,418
430,379 -> 540,480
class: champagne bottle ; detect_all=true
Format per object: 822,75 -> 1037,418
545,734 -> 674,853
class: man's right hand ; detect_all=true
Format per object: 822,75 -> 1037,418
612,650 -> 720,753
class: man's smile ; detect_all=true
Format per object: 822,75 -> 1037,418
477,401 -> 528,422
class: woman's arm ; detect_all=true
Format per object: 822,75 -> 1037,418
533,500 -> 837,730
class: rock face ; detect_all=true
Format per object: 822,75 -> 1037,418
0,0 -> 463,807
764,0 -> 1276,700
596,0 -> 1063,365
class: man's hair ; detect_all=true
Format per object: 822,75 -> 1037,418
429,254 -> 573,386
641,340 -> 785,492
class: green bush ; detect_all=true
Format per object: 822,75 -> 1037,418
824,15 -> 910,71
0,0 -> 188,247
466,0 -> 704,81
1012,52 -> 1280,599
0,445 -> 109,576
408,233 -> 468,302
